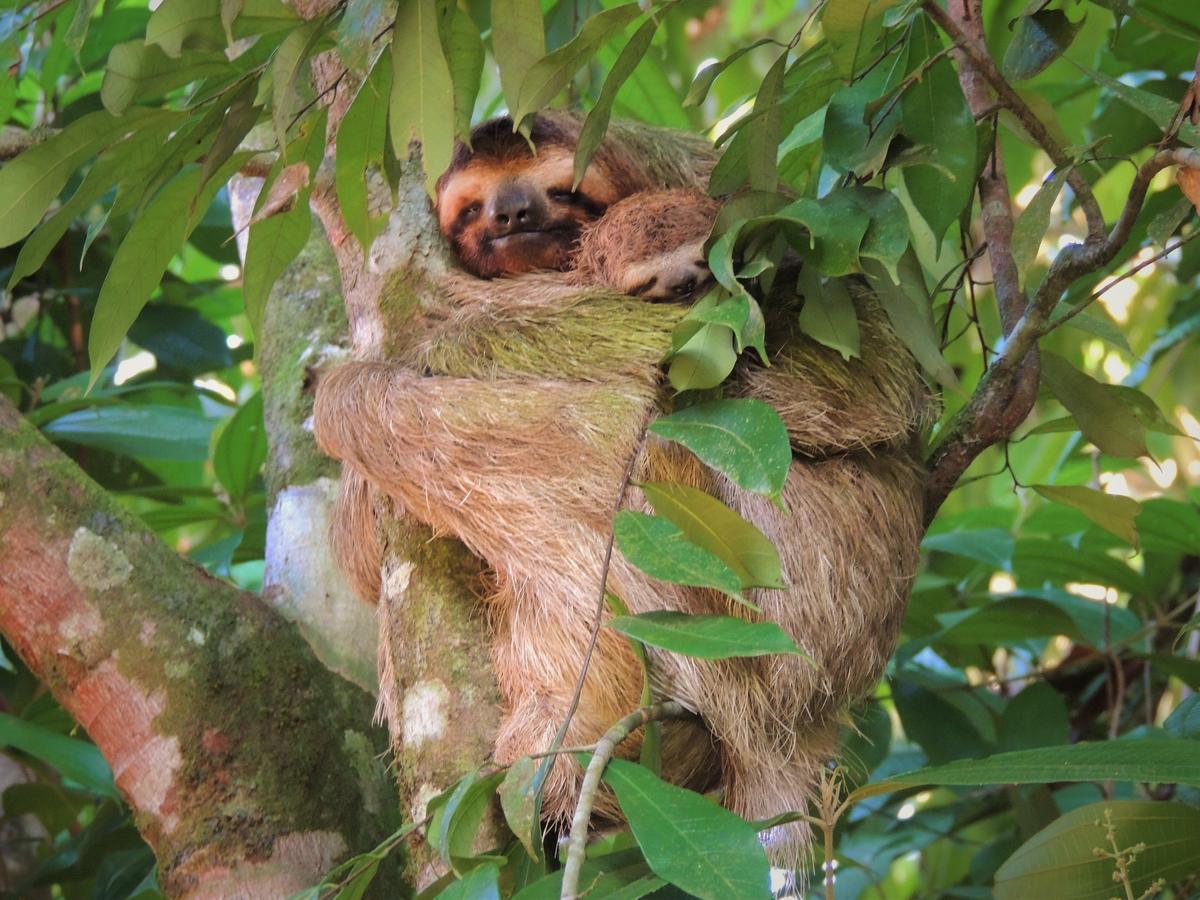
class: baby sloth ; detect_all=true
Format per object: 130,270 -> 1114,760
436,114 -> 717,300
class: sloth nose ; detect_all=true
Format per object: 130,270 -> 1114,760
490,181 -> 543,232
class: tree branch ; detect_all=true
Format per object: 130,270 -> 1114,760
0,399 -> 399,897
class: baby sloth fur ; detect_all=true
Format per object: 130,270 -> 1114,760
312,112 -> 931,867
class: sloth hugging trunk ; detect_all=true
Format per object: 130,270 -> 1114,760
312,111 -> 932,867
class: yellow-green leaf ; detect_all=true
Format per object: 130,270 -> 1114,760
390,0 -> 455,195
1033,485 -> 1141,547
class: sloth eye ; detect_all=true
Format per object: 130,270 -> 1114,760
458,202 -> 481,222
547,188 -> 578,203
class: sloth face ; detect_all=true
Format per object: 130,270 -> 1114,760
437,144 -> 621,279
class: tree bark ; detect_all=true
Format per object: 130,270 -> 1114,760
0,399 -> 399,897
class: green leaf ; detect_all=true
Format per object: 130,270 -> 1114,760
442,5 -> 485,143
892,681 -> 991,764
491,0 -> 546,115
101,42 -> 228,114
213,392 -> 266,502
900,16 -> 976,243
922,528 -> 1014,568
1001,10 -> 1082,81
271,21 -> 323,155
243,193 -> 312,338
335,56 -> 390,257
42,406 -> 217,461
667,322 -> 737,391
435,863 -> 501,900
512,4 -> 642,129
1147,196 -> 1193,247
146,0 -> 297,57
848,186 -> 909,282
745,50 -> 786,193
821,0 -> 894,79
1040,352 -> 1149,458
613,511 -> 744,600
995,800 -> 1200,900
892,737 -> 1200,788
1080,65 -> 1200,148
999,683 -> 1069,752
864,255 -> 959,389
390,0 -> 455,195
1137,499 -> 1200,556
0,109 -> 164,249
1033,485 -> 1141,547
798,269 -> 861,360
603,758 -> 770,900
640,481 -> 783,590
1011,166 -> 1069,276
88,151 -> 250,386
574,17 -> 657,189
431,769 -> 505,869
0,712 -> 117,797
1163,696 -> 1200,739
512,849 -> 660,899
1012,538 -> 1145,597
608,611 -> 803,659
499,758 -> 540,859
684,39 -> 775,108
649,399 -> 790,500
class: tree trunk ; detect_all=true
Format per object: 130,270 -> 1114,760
0,399 -> 399,897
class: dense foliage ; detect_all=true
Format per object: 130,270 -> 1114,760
1,0 -> 1199,897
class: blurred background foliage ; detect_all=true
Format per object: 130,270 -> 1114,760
0,0 -> 1198,896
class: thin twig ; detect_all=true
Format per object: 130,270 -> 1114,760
560,701 -> 693,900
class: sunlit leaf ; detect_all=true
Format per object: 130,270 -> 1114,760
667,322 -> 737,391
650,399 -> 790,499
1011,166 -> 1069,276
101,42 -> 227,114
390,0 -> 455,195
1033,485 -> 1140,547
1002,10 -> 1082,81
1040,352 -> 1149,458
613,511 -> 744,600
492,0 -> 546,115
640,481 -> 783,590
608,612 -> 803,659
603,759 -> 770,900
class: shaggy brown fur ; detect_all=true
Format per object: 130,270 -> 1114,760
313,114 -> 931,866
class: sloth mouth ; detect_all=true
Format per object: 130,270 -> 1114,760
485,224 -> 579,249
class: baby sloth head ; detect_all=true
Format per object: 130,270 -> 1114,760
435,115 -> 627,279
571,188 -> 720,301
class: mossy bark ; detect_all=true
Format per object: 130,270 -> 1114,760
0,399 -> 400,897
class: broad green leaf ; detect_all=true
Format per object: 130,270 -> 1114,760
146,0 -> 297,57
640,481 -> 783,590
8,120 -> 179,287
1033,485 -> 1141,547
684,39 -> 775,107
0,109 -> 163,248
42,406 -> 217,461
243,200 -> 311,338
334,0 -> 387,75
128,305 -> 232,376
439,771 -> 505,871
1012,538 -> 1145,597
613,511 -> 744,600
608,612 -> 803,659
491,0 -> 546,114
927,593 -> 1140,650
892,737 -> 1200,788
864,255 -> 959,388
999,683 -> 1069,752
336,57 -> 391,257
798,268 -> 861,360
922,528 -> 1014,568
574,17 -> 656,189
1001,10 -> 1082,81
1011,166 -> 1069,276
1163,696 -> 1200,739
390,0 -> 455,195
848,186 -> 909,282
649,399 -> 790,500
196,84 -> 262,196
667,322 -> 737,391
221,0 -> 245,45
512,848 -> 660,900
1040,352 -> 1148,458
603,759 -> 770,900
892,681 -> 991,764
512,4 -> 642,128
101,42 -> 227,114
1147,196 -> 1193,246
87,151 -> 250,386
1137,499 -> 1200,556
1079,65 -> 1200,147
745,50 -> 786,193
900,16 -> 976,243
442,5 -> 485,143
0,713 -> 117,797
213,392 -> 266,502
499,757 -> 540,859
436,864 -> 501,900
995,800 -> 1200,900
821,0 -> 895,79
271,21 -> 323,155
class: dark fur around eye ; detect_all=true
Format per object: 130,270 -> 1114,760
548,188 -> 605,218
